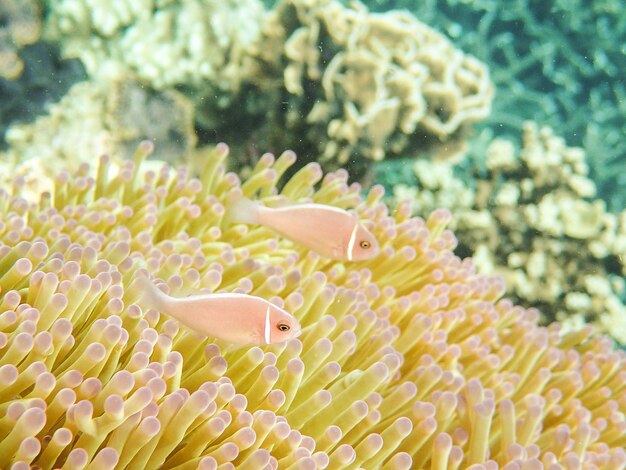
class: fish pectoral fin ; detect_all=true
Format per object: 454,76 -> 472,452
330,244 -> 345,260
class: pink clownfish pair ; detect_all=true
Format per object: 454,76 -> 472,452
137,197 -> 378,345
228,195 -> 380,262
138,276 -> 301,346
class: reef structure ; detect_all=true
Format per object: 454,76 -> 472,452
0,0 -> 42,80
365,0 -> 626,212
1,73 -> 197,201
0,142 -> 624,468
44,0 -> 264,92
42,0 -> 493,174
245,0 -> 494,166
394,122 -> 626,344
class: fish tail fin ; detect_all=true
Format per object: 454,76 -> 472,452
225,190 -> 261,225
134,270 -> 169,312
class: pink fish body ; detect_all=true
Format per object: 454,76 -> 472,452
230,197 -> 380,261
139,277 -> 301,345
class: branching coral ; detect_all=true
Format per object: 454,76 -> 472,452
396,122 -> 626,343
0,0 -> 42,79
41,0 -> 269,172
0,139 -> 625,468
243,0 -> 493,167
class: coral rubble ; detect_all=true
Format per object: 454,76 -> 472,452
396,122 -> 626,343
0,142 -> 624,468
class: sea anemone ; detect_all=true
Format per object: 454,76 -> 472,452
0,142 -> 624,468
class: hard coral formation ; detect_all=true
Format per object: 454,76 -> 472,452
44,0 -> 264,91
1,141 -> 626,468
397,122 -> 626,343
370,0 -> 626,211
107,76 -> 197,162
245,0 -> 493,166
43,0 -> 493,174
0,0 -> 42,79
0,42 -> 86,151
1,74 -> 196,199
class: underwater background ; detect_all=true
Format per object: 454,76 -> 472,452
0,0 -> 625,468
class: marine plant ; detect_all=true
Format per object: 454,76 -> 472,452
0,141 -> 625,468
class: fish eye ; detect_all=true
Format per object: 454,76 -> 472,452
360,240 -> 371,249
277,323 -> 290,332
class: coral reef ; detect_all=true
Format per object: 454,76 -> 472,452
244,0 -> 493,168
0,0 -> 42,79
395,122 -> 626,343
367,0 -> 626,211
44,0 -> 264,91
106,76 -> 197,162
0,42 -> 86,150
1,73 -> 196,199
42,0 -> 270,172
42,0 -> 494,176
0,141 -> 625,468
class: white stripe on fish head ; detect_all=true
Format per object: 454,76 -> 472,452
347,221 -> 359,261
264,304 -> 271,345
